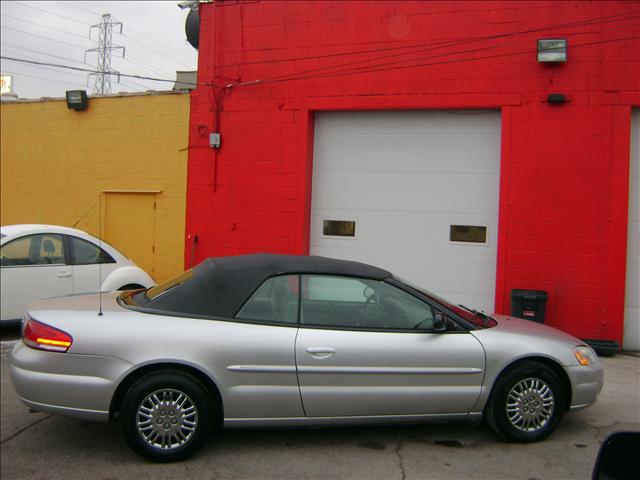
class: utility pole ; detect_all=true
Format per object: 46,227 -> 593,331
85,14 -> 125,95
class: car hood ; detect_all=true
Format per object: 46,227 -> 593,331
487,313 -> 583,346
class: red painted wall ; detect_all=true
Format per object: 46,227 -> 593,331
186,0 -> 640,342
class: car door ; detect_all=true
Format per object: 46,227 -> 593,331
226,274 -> 305,419
0,234 -> 72,322
67,235 -> 119,293
295,275 -> 485,417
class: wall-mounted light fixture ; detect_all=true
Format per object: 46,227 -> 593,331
537,39 -> 567,63
547,93 -> 567,105
65,90 -> 88,111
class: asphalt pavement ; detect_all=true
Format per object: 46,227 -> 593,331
1,326 -> 638,480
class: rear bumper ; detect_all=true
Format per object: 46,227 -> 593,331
566,363 -> 604,411
10,342 -> 130,421
18,396 -> 109,421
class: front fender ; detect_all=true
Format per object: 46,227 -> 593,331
101,266 -> 155,291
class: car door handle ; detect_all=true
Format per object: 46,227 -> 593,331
57,271 -> 72,278
306,347 -> 336,357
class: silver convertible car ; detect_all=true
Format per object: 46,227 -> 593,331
10,254 -> 603,462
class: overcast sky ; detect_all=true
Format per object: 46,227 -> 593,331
0,0 -> 198,99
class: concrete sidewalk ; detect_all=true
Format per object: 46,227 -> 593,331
1,340 -> 638,480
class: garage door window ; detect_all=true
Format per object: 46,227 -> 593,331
449,225 -> 488,244
322,220 -> 356,238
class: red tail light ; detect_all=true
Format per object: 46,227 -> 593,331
23,316 -> 73,353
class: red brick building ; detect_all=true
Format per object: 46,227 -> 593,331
186,1 -> 640,348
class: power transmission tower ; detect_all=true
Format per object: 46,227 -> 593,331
85,14 -> 125,95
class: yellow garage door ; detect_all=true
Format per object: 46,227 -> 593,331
105,192 -> 156,276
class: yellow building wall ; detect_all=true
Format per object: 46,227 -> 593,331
0,92 -> 190,283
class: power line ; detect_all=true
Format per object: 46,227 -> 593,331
3,55 -> 161,92
116,31 -> 196,70
110,14 -> 197,62
3,3 -> 195,85
0,41 -> 88,65
1,40 -> 176,84
261,20 -> 640,86
226,14 -> 639,86
1,70 -> 89,89
248,34 -> 640,87
1,25 -> 88,49
0,56 -> 207,86
5,32 -> 637,92
12,1 -> 90,26
1,37 -> 185,87
220,12 -> 638,72
118,54 -> 177,78
58,1 -> 196,66
58,1 -> 102,19
0,13 -> 93,41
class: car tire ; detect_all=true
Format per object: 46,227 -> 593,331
485,361 -> 566,443
120,372 -> 214,462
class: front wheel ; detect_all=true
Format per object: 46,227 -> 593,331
485,361 -> 566,443
120,372 -> 213,462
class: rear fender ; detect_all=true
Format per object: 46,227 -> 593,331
101,266 -> 154,291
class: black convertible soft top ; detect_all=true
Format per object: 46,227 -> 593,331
130,253 -> 391,318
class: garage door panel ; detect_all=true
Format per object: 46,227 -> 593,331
313,173 -> 499,213
312,210 -> 496,254
311,111 -> 501,312
315,110 -> 500,134
315,140 -> 499,175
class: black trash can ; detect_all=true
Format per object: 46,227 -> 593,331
511,289 -> 548,323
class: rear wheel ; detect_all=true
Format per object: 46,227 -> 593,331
120,372 -> 213,462
485,361 -> 566,442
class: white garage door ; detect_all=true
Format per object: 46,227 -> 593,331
624,110 -> 640,351
310,110 -> 501,313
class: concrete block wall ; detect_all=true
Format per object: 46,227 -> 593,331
187,1 -> 640,342
1,92 -> 190,282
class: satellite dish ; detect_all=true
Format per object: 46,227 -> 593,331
185,9 -> 199,50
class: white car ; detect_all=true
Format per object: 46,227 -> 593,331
1,224 -> 155,325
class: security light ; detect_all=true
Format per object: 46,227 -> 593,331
538,39 -> 567,63
65,90 -> 88,111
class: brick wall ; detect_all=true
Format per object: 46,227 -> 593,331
187,0 -> 640,342
1,92 -> 190,282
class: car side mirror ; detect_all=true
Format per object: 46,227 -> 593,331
433,312 -> 447,332
592,431 -> 640,480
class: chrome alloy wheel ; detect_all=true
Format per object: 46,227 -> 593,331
136,388 -> 198,450
506,377 -> 555,432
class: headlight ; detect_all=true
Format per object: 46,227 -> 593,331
575,345 -> 597,366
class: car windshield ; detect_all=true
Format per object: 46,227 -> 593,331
393,276 -> 496,329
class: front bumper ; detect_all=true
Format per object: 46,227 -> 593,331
10,342 -> 131,421
566,362 -> 604,411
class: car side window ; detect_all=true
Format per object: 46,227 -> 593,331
300,275 -> 435,331
0,234 -> 66,266
69,236 -> 115,265
235,275 -> 299,324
